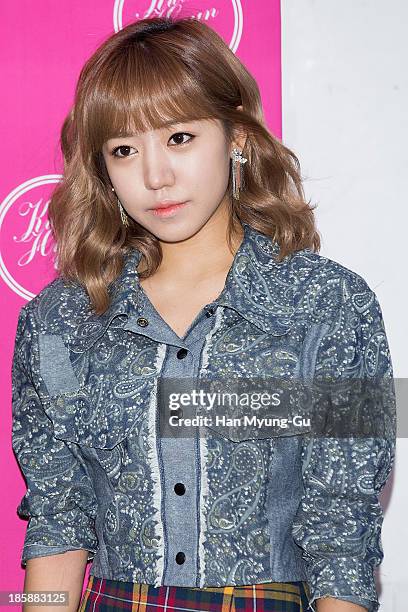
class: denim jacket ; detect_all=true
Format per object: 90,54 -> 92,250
11,222 -> 395,612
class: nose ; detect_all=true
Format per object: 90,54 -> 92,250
142,140 -> 175,191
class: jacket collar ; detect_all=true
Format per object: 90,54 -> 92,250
212,222 -> 297,335
65,222 -> 299,352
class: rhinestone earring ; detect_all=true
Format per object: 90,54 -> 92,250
111,186 -> 130,227
231,147 -> 248,200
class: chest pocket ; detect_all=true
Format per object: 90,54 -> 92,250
38,333 -> 161,449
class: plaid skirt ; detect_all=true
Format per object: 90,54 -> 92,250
79,575 -> 312,611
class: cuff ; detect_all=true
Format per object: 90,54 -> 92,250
307,593 -> 378,612
20,510 -> 98,567
22,545 -> 97,567
304,557 -> 380,612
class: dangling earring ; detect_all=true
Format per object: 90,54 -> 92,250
231,147 -> 248,200
111,186 -> 130,227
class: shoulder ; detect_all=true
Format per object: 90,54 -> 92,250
19,276 -> 91,338
284,247 -> 377,323
286,250 -> 392,378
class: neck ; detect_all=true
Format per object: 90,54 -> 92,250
141,205 -> 244,284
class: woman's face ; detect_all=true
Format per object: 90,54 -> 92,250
102,115 -> 242,242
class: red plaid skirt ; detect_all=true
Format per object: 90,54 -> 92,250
79,575 -> 313,611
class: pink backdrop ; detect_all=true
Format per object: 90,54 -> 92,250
1,0 -> 282,605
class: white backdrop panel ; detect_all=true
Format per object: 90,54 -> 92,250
281,1 -> 407,610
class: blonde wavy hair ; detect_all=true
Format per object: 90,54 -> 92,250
48,16 -> 321,315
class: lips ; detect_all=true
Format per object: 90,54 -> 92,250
152,201 -> 187,210
150,202 -> 189,217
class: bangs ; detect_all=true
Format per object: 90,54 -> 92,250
86,42 -> 217,151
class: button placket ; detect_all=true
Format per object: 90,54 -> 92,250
159,315 -> 213,584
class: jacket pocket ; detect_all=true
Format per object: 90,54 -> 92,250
38,333 -> 162,450
42,377 -> 153,450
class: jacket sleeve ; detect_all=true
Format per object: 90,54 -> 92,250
291,283 -> 396,612
11,304 -> 99,567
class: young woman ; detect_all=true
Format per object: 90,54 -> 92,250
12,16 -> 395,612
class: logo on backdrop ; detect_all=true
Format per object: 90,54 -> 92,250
0,175 -> 61,301
113,0 -> 243,52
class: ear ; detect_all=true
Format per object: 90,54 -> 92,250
232,105 -> 247,152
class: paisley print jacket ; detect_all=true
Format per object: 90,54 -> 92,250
11,222 -> 395,612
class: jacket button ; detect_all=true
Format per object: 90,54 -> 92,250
137,317 -> 149,327
177,348 -> 188,359
170,407 -> 183,419
174,482 -> 185,495
175,552 -> 185,564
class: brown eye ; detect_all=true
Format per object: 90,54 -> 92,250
168,132 -> 195,146
111,145 -> 136,158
